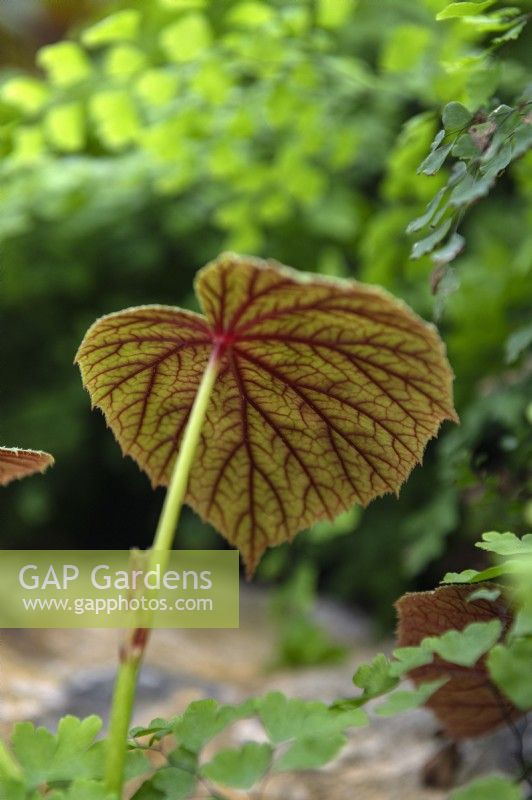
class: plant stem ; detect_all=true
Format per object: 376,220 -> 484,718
104,350 -> 220,797
150,349 -> 220,563
104,656 -> 141,795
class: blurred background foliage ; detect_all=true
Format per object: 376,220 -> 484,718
0,0 -> 530,630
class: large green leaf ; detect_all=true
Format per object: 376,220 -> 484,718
76,255 -> 457,573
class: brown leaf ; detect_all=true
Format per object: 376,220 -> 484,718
396,585 -> 520,739
0,447 -> 54,486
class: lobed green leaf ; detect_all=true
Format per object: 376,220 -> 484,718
437,1 -> 497,21
421,620 -> 502,667
45,780 -> 116,800
352,654 -> 399,703
200,742 -> 272,790
476,531 -> 532,557
10,716 -> 104,789
406,188 -> 448,234
82,10 -> 141,47
417,142 -> 453,175
137,766 -> 196,799
442,102 -> 472,132
258,692 -> 366,743
173,699 -> 254,753
411,219 -> 452,259
467,587 -> 501,602
389,646 -> 433,677
488,639 -> 532,710
375,679 -> 447,716
505,323 -> 532,364
442,565 -> 511,584
432,233 -> 465,265
274,733 -> 346,772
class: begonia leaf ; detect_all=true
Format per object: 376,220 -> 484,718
0,447 -> 54,487
76,254 -> 457,573
396,585 -> 519,738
